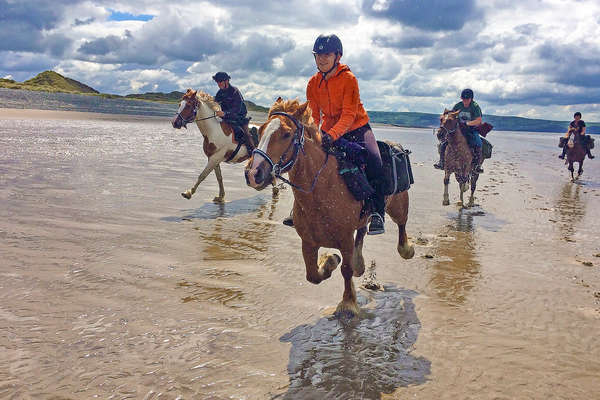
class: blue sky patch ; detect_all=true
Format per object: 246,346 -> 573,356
108,9 -> 154,22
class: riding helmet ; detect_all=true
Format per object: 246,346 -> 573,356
312,34 -> 343,56
460,88 -> 474,99
212,71 -> 231,82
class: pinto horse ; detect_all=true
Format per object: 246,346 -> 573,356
438,109 -> 481,208
171,89 -> 259,202
565,129 -> 586,182
245,98 -> 415,317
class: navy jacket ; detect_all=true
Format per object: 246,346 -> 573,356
215,85 -> 247,122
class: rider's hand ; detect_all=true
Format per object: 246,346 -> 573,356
216,111 -> 225,117
321,131 -> 334,148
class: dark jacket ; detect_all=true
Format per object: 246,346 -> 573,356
215,85 -> 247,123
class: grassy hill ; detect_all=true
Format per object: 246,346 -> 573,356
0,71 -> 99,94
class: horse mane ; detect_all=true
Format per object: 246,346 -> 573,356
182,88 -> 221,112
268,97 -> 318,140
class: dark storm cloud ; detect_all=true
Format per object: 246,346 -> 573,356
0,0 -> 74,54
362,0 -> 480,32
79,35 -> 126,56
532,41 -> 600,88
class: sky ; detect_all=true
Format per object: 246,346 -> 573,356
1,0 -> 600,121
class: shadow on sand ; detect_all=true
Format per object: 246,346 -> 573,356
277,286 -> 430,399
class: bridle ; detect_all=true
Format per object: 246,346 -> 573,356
439,115 -> 458,136
175,97 -> 218,127
252,111 -> 329,193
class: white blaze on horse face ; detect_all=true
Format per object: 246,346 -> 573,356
250,118 -> 281,171
176,100 -> 186,114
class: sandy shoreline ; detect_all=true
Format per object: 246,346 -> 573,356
0,107 -> 171,122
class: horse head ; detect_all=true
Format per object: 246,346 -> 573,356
245,97 -> 313,190
172,89 -> 199,129
438,109 -> 460,138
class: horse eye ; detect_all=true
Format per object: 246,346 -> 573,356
282,131 -> 291,139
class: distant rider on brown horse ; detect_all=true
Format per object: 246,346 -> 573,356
282,34 -> 386,235
213,72 -> 254,154
559,111 -> 594,160
434,88 -> 485,173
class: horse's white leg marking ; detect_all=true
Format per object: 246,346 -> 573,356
182,156 -> 222,199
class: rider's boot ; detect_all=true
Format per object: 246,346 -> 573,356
586,149 -> 595,159
433,141 -> 447,170
283,210 -> 294,227
367,179 -> 385,235
473,146 -> 484,173
558,146 -> 567,159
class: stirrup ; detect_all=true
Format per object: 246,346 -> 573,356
433,162 -> 444,170
283,216 -> 294,227
367,213 -> 385,235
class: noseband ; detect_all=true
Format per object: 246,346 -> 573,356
175,98 -> 199,127
252,111 -> 328,193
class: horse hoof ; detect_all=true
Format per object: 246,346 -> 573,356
212,196 -> 225,204
335,300 -> 359,319
398,243 -> 415,260
318,253 -> 340,280
181,191 -> 192,200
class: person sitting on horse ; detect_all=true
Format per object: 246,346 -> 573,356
559,112 -> 594,159
434,88 -> 485,173
212,72 -> 254,152
283,34 -> 386,235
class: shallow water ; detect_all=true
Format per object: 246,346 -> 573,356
1,115 -> 599,399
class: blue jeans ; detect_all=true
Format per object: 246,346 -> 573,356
465,126 -> 482,148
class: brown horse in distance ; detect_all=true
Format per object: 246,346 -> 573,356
565,127 -> 586,182
438,109 -> 481,208
245,98 -> 414,317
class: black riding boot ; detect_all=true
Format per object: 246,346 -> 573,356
434,141 -> 447,170
472,146 -> 484,173
367,178 -> 385,235
559,146 -> 567,159
587,149 -> 595,159
283,210 -> 294,227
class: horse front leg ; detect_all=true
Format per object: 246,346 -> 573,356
577,160 -> 584,179
443,172 -> 450,206
212,164 -> 225,203
336,246 -> 359,318
468,173 -> 479,208
352,227 -> 367,277
302,241 -> 339,284
568,161 -> 575,182
182,156 -> 221,200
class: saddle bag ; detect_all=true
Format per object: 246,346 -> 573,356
558,137 -> 567,148
482,137 -> 493,159
476,122 -> 494,137
377,141 -> 414,195
337,159 -> 374,201
587,135 -> 595,149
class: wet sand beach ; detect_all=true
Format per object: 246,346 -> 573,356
1,108 -> 599,399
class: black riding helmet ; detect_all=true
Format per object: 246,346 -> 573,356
312,34 -> 343,56
461,88 -> 474,99
212,71 -> 231,82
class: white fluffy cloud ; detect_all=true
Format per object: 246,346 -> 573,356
1,0 -> 599,120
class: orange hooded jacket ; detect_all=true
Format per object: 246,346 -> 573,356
306,63 -> 370,141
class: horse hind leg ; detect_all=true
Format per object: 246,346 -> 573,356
577,160 -> 584,179
351,227 -> 367,277
212,164 -> 225,203
468,173 -> 479,208
386,192 -> 415,259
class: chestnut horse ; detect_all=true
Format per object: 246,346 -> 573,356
438,109 -> 481,208
245,98 -> 414,316
565,128 -> 586,182
171,89 -> 259,202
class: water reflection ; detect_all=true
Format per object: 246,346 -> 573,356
430,209 -> 481,305
554,182 -> 586,241
279,287 -> 430,399
161,194 -> 269,222
194,190 -> 282,261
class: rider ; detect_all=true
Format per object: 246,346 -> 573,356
434,88 -> 484,173
212,72 -> 254,152
283,34 -> 386,235
559,112 -> 594,159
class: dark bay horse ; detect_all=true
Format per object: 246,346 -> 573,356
438,110 -> 481,208
565,129 -> 586,182
245,98 -> 414,316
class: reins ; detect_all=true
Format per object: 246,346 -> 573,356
252,112 -> 329,194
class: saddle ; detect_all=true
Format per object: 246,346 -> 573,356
221,117 -> 258,161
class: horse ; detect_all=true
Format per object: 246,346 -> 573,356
565,128 -> 586,182
438,109 -> 481,208
171,89 -> 259,202
244,98 -> 415,317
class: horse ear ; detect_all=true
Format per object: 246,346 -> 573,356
293,101 -> 309,119
275,97 -> 283,103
